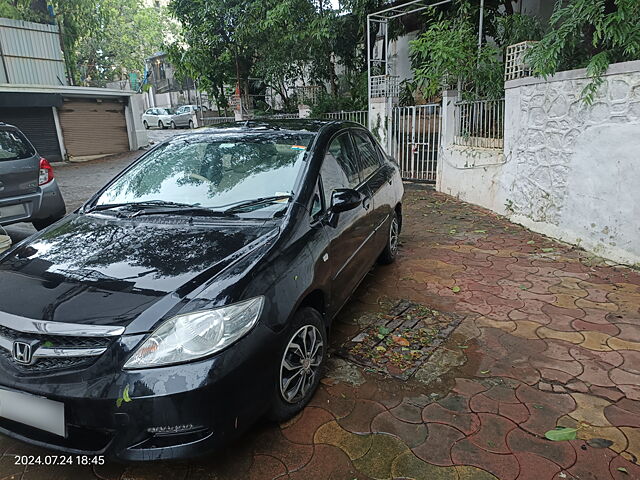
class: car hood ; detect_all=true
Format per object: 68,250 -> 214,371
0,214 -> 277,328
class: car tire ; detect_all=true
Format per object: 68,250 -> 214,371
143,120 -> 149,129
188,119 -> 194,129
267,307 -> 327,423
378,210 -> 400,265
158,120 -> 164,129
171,121 -> 176,129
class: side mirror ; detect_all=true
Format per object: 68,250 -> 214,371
330,188 -> 362,213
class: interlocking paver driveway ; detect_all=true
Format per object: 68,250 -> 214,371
1,183 -> 639,480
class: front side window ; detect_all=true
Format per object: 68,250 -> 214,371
96,133 -> 314,211
352,130 -> 382,180
0,130 -> 35,161
320,134 -> 360,207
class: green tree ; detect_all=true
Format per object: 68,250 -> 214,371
75,1 -> 177,86
0,1 -> 174,86
168,0 -> 378,113
410,18 -> 503,100
528,0 -> 640,103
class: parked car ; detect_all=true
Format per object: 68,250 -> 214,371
141,108 -> 175,130
0,120 -> 403,460
0,123 -> 66,231
170,104 -> 208,129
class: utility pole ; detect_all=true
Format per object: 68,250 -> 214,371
477,0 -> 485,58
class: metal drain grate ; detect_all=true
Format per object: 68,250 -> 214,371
337,300 -> 464,380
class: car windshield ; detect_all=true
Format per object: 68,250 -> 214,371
158,108 -> 175,115
95,132 -> 314,211
0,130 -> 35,161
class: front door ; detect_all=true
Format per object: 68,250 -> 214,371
318,132 -> 374,314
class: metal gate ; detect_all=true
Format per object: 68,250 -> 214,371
389,104 -> 441,182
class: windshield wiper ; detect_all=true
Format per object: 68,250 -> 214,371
128,205 -> 236,218
85,200 -> 194,213
222,195 -> 292,214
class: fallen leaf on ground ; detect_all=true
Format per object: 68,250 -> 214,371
545,427 -> 577,441
391,335 -> 410,347
586,438 -> 613,448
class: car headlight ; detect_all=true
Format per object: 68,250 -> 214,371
124,296 -> 264,369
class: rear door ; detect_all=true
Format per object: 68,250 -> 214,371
0,128 -> 39,200
351,129 -> 393,252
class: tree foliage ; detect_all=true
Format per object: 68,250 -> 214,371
1,0 -> 174,86
75,1 -> 177,86
410,18 -> 503,100
167,0 -> 377,113
528,0 -> 640,103
408,0 -> 537,101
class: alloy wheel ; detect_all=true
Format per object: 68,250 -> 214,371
389,216 -> 399,255
279,325 -> 324,404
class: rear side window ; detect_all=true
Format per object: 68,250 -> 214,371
0,130 -> 35,161
352,130 -> 382,179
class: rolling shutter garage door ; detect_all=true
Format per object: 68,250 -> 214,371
58,97 -> 130,158
0,107 -> 62,161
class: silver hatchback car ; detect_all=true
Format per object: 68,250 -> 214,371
0,123 -> 66,231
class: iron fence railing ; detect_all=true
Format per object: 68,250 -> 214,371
262,113 -> 300,119
201,116 -> 235,126
454,99 -> 505,149
323,110 -> 368,126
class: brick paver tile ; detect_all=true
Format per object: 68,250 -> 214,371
451,438 -> 520,480
514,452 -> 562,479
281,406 -> 335,445
412,423 -> 465,466
467,413 -> 518,454
506,428 -> 576,468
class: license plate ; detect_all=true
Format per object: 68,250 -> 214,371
0,204 -> 26,220
0,388 -> 65,437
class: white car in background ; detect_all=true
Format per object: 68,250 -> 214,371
142,108 -> 175,129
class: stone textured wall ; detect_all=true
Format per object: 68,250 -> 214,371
437,60 -> 640,265
503,67 -> 640,225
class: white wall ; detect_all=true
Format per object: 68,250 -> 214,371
437,60 -> 640,266
125,94 -> 148,150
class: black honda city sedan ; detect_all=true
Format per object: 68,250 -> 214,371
0,120 -> 403,461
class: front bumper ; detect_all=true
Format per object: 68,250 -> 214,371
0,323 -> 282,461
0,180 -> 66,227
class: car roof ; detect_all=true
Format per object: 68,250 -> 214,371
176,119 -> 363,136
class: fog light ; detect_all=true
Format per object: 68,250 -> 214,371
147,424 -> 201,435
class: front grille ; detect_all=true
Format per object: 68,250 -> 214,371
0,324 -> 113,373
0,325 -> 111,349
0,349 -> 95,372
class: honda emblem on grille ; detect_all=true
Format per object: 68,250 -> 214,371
12,341 -> 33,364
